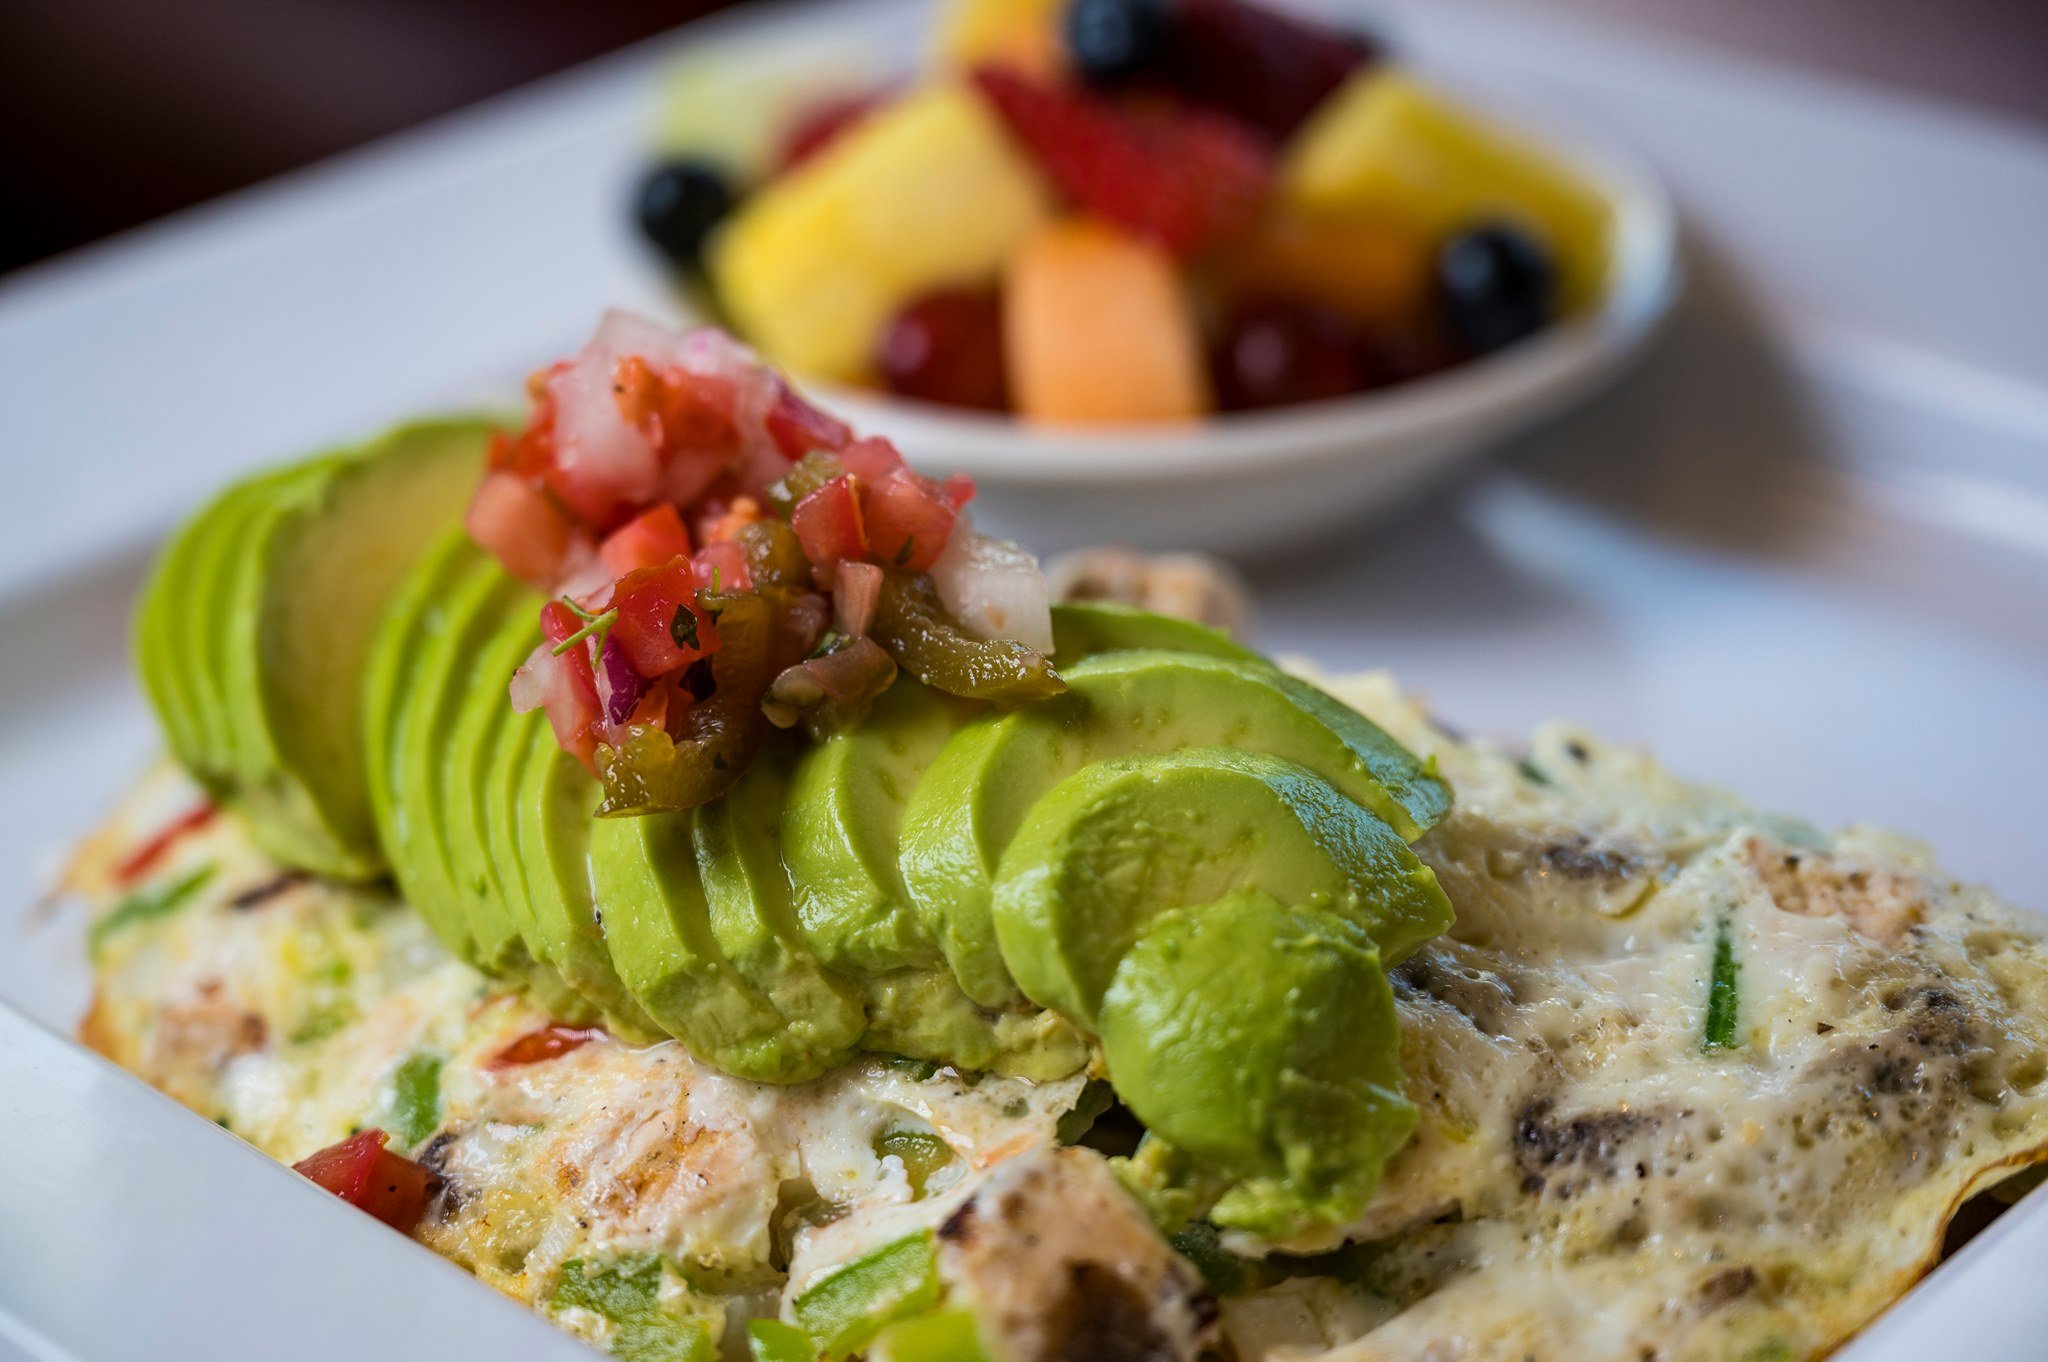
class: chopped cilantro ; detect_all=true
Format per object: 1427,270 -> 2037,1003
670,605 -> 700,651
90,865 -> 215,957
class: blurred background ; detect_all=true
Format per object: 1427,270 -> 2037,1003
2,0 -> 2044,276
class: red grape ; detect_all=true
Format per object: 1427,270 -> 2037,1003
874,289 -> 1010,411
1211,301 -> 1369,411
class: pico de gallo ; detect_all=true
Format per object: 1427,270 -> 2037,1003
464,311 -> 1064,816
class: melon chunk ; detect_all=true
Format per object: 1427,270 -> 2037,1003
1002,220 -> 1210,426
1282,72 -> 1614,313
710,84 -> 1053,383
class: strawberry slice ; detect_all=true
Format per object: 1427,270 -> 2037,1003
972,67 -> 1272,257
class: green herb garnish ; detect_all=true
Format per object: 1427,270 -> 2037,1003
552,596 -> 618,658
670,604 -> 700,651
1703,917 -> 1741,1051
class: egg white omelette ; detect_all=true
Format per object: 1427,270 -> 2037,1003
69,671 -> 2048,1362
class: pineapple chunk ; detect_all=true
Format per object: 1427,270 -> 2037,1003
1003,220 -> 1210,426
1283,72 -> 1615,313
934,0 -> 1068,80
710,84 -> 1054,383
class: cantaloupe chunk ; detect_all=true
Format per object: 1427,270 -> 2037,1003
933,0 -> 1067,81
1282,72 -> 1614,313
1209,210 -> 1432,333
710,84 -> 1054,383
1003,220 -> 1210,426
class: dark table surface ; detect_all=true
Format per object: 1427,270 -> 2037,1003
1,0 -> 2042,279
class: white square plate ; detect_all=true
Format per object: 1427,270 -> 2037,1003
1,1 -> 2044,1358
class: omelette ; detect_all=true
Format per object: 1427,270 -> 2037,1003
69,667 -> 2048,1362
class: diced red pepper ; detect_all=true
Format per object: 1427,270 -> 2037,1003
599,504 -> 693,576
861,468 -> 961,572
466,472 -> 580,588
112,803 -> 217,886
766,383 -> 853,460
792,475 -> 868,569
292,1129 -> 438,1233
611,560 -> 722,677
485,1023 -> 605,1070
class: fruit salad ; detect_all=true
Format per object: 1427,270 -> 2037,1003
636,0 -> 1615,424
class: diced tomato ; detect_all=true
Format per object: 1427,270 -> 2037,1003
538,461 -> 639,538
766,383 -> 853,460
697,495 -> 766,547
113,802 -> 217,886
487,1024 -> 604,1070
466,472 -> 579,588
861,468 -> 961,571
792,475 -> 868,568
838,436 -> 907,483
599,504 -> 693,576
944,472 -> 977,510
292,1129 -> 438,1233
693,540 -> 752,595
611,560 -> 721,677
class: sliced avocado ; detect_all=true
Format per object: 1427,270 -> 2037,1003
779,677 -> 1088,1080
135,476 -> 282,783
899,650 -> 1451,1008
1049,601 -> 1262,665
441,576 -> 578,998
693,738 -> 867,1073
191,462 -> 343,794
384,541 -> 508,961
364,528 -> 485,961
1098,891 -> 1416,1239
782,678 -> 968,976
589,808 -> 805,1082
186,421 -> 489,878
499,714 -> 659,1039
861,969 -> 1088,1081
991,747 -> 1452,1027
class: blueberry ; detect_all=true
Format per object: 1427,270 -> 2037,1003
1435,223 -> 1556,354
1066,0 -> 1172,87
635,160 -> 736,271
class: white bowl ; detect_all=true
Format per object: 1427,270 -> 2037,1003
808,116 -> 1680,559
